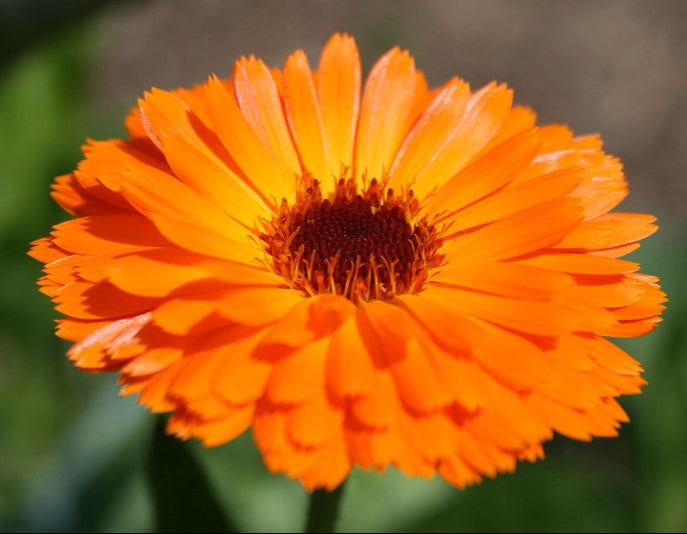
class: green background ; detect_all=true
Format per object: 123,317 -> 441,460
1,1 -> 686,531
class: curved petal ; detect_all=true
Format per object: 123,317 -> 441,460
410,82 -> 513,199
233,56 -> 302,194
139,88 -> 271,222
283,50 -> 332,185
442,198 -> 583,266
203,76 -> 290,204
424,129 -> 541,218
387,78 -> 470,189
316,33 -> 361,179
355,47 -> 416,180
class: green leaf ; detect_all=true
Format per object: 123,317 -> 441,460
147,417 -> 235,533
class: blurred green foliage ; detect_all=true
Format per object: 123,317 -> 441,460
0,6 -> 685,533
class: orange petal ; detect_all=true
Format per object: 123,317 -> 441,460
445,167 -> 583,233
125,106 -> 148,139
258,298 -> 315,349
411,82 -> 513,199
286,389 -> 343,447
584,336 -> 642,375
218,287 -> 305,326
257,293 -> 355,353
438,455 -> 482,488
389,337 -> 454,414
555,213 -> 658,250
525,393 -> 610,441
56,318 -> 110,342
203,76 -> 290,203
283,50 -> 332,184
425,128 -> 541,218
405,70 -> 431,131
567,275 -> 645,308
350,371 -> 401,429
50,173 -> 120,216
316,33 -> 361,178
212,330 -> 273,404
553,292 -> 620,335
605,317 -> 661,337
139,88 -> 270,223
459,362 -> 550,440
29,237 -> 68,264
403,294 -> 545,392
463,408 -> 528,450
430,349 -> 488,412
139,363 -> 183,412
168,334 -> 240,403
508,148 -> 582,186
432,262 -> 573,301
355,47 -> 416,180
266,338 -> 328,404
326,314 -> 375,398
486,105 -> 537,149
253,404 -> 320,479
442,198 -> 583,265
69,312 -> 151,359
233,56 -> 302,191
55,280 -> 160,320
346,423 -> 434,478
589,242 -> 640,258
518,252 -> 640,274
423,285 -> 578,337
184,405 -> 254,447
299,430 -> 351,490
537,125 -> 575,152
388,78 -> 470,189
397,293 -> 472,353
357,300 -> 416,365
87,140 -> 259,263
122,348 -> 182,377
74,140 -> 140,210
51,213 -> 166,256
118,180 -> 257,264
572,155 -> 628,220
153,298 -> 218,335
399,411 -> 460,464
611,282 -> 666,321
96,250 -> 210,298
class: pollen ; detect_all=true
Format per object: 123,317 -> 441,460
261,177 -> 444,302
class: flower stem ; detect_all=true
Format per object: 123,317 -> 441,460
148,417 -> 235,532
304,482 -> 347,533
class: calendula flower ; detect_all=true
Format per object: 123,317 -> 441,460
31,33 -> 664,491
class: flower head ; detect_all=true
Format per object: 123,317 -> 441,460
31,33 -> 665,490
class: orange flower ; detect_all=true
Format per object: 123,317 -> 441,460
30,33 -> 665,490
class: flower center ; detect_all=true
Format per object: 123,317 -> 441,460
261,178 -> 444,302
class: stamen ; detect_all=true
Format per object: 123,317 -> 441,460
261,177 -> 444,302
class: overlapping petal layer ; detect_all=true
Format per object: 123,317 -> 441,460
31,33 -> 664,490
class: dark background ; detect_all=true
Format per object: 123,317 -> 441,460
1,1 -> 685,531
